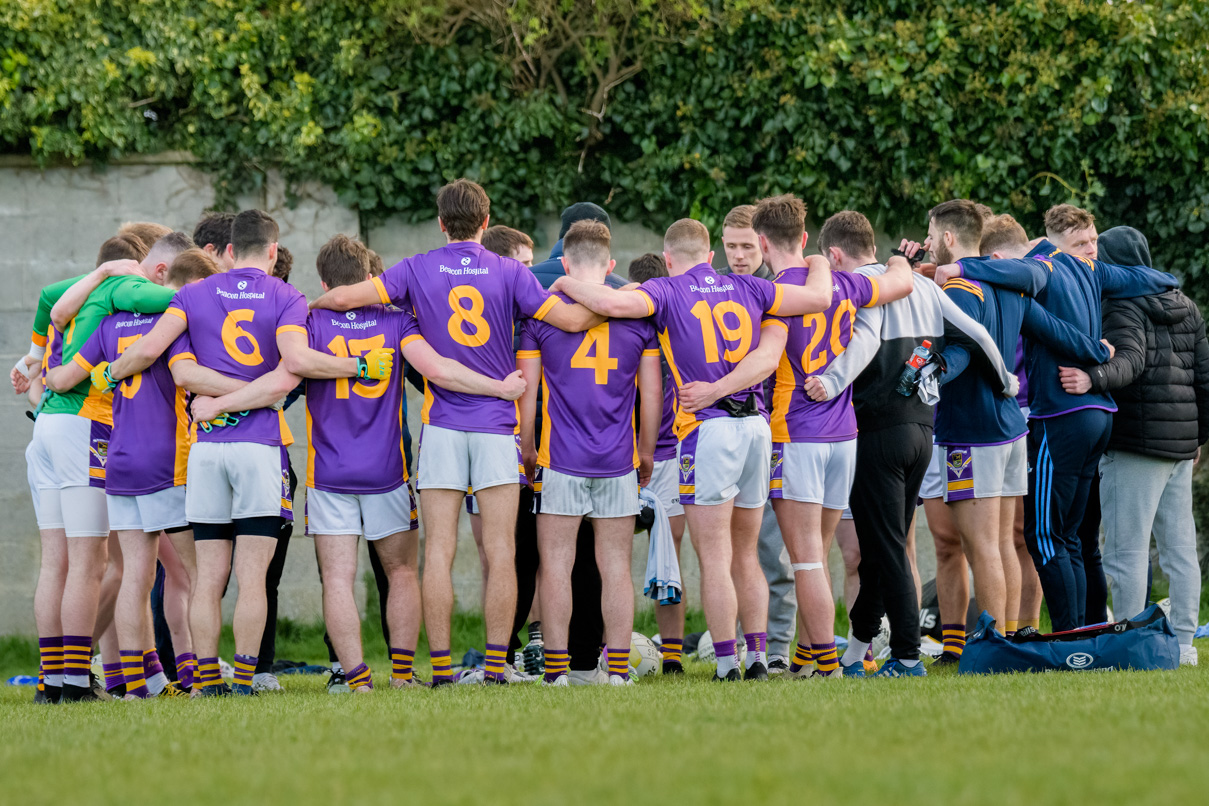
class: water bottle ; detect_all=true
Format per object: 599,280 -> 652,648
895,340 -> 932,396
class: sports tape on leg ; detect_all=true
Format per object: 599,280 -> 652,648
791,563 -> 825,572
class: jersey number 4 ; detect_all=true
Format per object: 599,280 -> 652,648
570,323 -> 618,385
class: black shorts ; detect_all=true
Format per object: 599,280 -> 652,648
191,517 -> 281,541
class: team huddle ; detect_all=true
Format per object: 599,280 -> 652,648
15,177 -> 1205,701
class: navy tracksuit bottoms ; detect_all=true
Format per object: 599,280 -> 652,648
1025,408 -> 1112,632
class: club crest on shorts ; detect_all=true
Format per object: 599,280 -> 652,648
770,449 -> 782,472
90,440 -> 109,467
946,448 -> 973,477
678,453 -> 694,482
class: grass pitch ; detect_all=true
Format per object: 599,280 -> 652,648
1,610 -> 1206,806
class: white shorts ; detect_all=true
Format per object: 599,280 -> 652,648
186,442 -> 287,523
107,486 -> 188,533
677,416 -> 771,509
26,413 -> 110,490
769,439 -> 857,510
646,458 -> 684,517
938,437 -> 1028,502
535,468 -> 640,519
919,444 -> 946,500
306,484 -> 418,540
26,414 -> 111,536
416,425 -> 522,492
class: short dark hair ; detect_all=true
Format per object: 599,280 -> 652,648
562,220 -> 611,268
979,214 -> 1030,256
751,194 -> 807,251
166,248 -> 219,287
722,205 -> 757,230
928,200 -> 984,253
818,211 -> 876,260
193,212 -> 235,252
151,231 -> 195,259
437,179 -> 490,241
481,225 -> 534,260
628,253 -> 668,285
272,244 -> 294,283
118,222 -> 171,257
317,234 -> 370,289
95,235 -> 145,266
1044,203 -> 1095,237
230,209 -> 279,260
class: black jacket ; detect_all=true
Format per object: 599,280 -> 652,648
1088,227 -> 1209,460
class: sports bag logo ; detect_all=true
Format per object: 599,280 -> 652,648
1065,652 -> 1094,669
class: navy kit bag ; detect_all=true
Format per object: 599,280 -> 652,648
959,603 -> 1179,674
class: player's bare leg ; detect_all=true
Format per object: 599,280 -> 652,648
159,535 -> 194,674
93,531 -> 122,649
419,488 -> 463,684
1015,497 -> 1043,631
775,501 -> 841,676
685,501 -> 742,678
34,526 -> 68,700
949,497 -> 1007,626
372,529 -> 422,688
228,534 -> 277,692
731,503 -> 769,676
593,516 -> 635,652
314,534 -> 368,690
536,513 -> 580,683
833,518 -> 861,612
475,483 -> 520,681
925,498 -> 969,662
469,511 -> 488,598
115,528 -> 159,698
999,497 -> 1022,635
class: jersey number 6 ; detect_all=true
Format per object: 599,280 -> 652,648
221,309 -> 264,367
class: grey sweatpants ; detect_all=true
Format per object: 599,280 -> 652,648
1099,450 -> 1202,647
757,499 -> 798,658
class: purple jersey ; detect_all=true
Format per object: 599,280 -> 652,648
166,268 -> 307,446
373,241 -> 558,435
636,264 -> 786,439
519,296 -> 659,477
72,313 -> 195,495
305,305 -> 418,494
766,268 -> 879,443
654,369 -> 678,462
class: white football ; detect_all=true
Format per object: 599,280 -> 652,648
629,632 -> 660,677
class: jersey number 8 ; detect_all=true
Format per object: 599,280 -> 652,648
447,286 -> 491,347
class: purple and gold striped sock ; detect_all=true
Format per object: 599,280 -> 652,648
39,637 -> 64,688
103,662 -> 124,693
122,650 -> 149,698
346,663 -> 373,690
660,638 -> 683,665
941,624 -> 966,658
197,657 -> 222,690
812,642 -> 840,676
543,649 -> 569,683
390,648 -> 414,682
430,650 -> 453,684
176,653 -> 197,690
62,635 -> 92,688
143,649 -> 168,695
484,643 -> 508,681
743,632 -> 767,668
714,639 -> 738,676
606,646 -> 630,679
1004,620 -> 1019,638
232,654 -> 257,688
789,642 -> 812,673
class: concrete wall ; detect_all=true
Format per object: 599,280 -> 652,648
0,154 -> 936,636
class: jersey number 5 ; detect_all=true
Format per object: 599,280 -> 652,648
221,309 -> 264,367
570,323 -> 618,385
327,334 -> 389,399
115,334 -> 143,398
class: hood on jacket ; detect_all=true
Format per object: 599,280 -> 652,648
1136,289 -> 1194,326
1098,226 -> 1152,269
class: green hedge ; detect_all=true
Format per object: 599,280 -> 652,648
2,0 -> 1207,297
